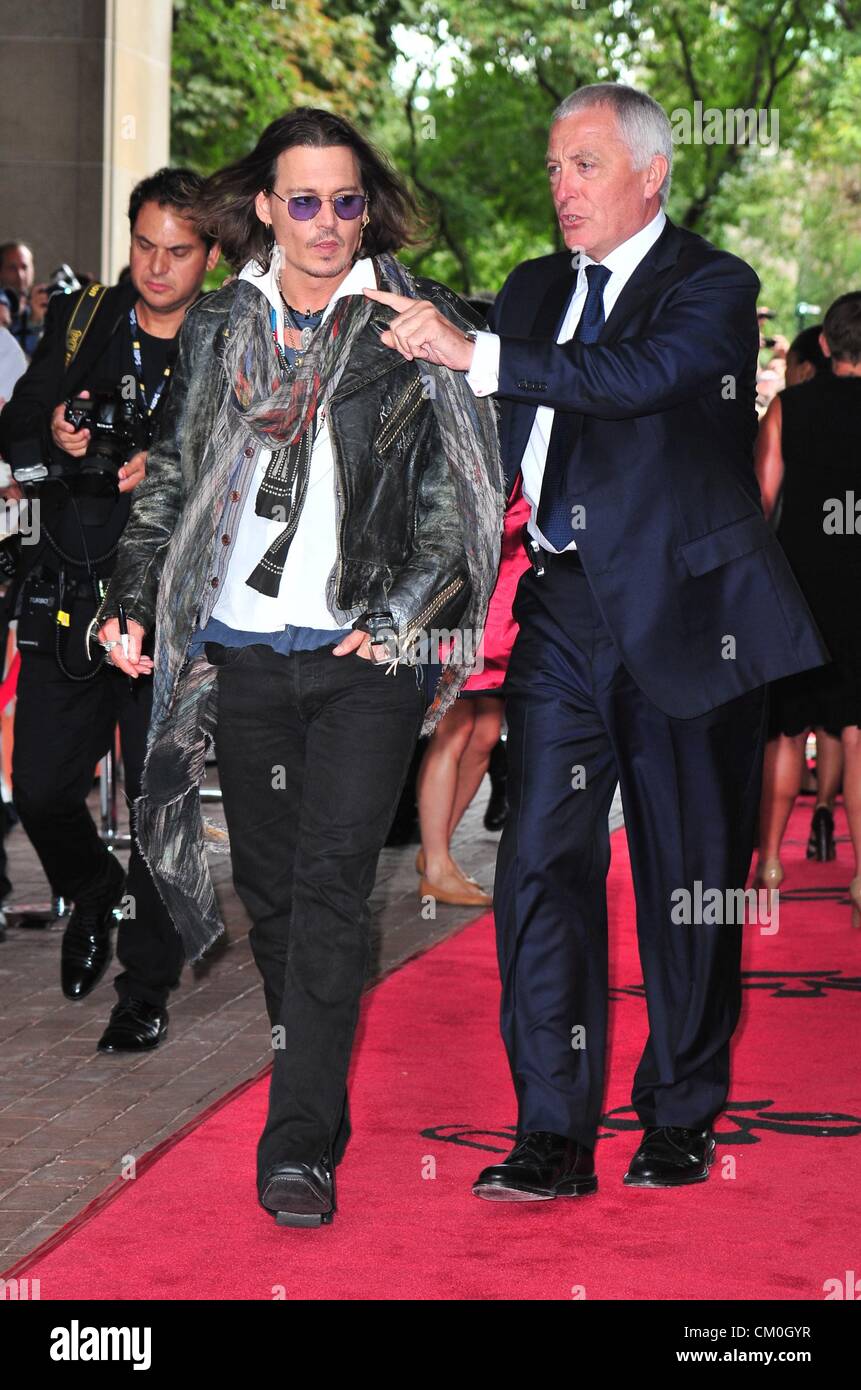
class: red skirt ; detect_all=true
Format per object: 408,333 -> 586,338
460,475 -> 531,696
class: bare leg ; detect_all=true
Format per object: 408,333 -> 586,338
757,732 -> 807,867
417,699 -> 479,891
813,729 -> 843,809
447,698 -> 504,839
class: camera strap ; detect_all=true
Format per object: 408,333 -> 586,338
64,283 -> 108,369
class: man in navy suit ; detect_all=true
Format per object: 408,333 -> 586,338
366,83 -> 826,1200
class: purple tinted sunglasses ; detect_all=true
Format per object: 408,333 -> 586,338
268,188 -> 368,221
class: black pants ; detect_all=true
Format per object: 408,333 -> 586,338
212,642 -> 425,1184
12,652 -> 184,1006
0,797 -> 12,904
495,557 -> 767,1149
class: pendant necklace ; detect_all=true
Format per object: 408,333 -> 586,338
278,275 -> 326,368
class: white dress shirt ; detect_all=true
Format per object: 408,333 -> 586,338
467,210 -> 666,552
210,252 -> 377,631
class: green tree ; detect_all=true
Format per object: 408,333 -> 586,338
392,0 -> 860,298
171,0 -> 385,171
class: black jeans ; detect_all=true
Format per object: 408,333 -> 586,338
212,641 -> 425,1185
12,652 -> 185,1006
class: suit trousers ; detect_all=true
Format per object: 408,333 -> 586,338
12,652 -> 184,1006
494,555 -> 767,1148
212,642 -> 425,1184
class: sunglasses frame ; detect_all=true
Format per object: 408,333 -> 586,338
267,188 -> 369,221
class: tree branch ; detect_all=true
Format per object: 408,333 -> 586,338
403,69 -> 473,292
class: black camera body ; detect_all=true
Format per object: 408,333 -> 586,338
10,389 -> 146,506
63,390 -> 144,498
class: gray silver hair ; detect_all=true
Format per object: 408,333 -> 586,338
552,83 -> 673,208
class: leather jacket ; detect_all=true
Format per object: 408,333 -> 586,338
97,267 -> 487,653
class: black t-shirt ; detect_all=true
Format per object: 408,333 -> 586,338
46,317 -> 176,573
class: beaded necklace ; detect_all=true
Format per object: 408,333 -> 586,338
269,290 -> 325,375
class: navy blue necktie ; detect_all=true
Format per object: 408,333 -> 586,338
536,262 -> 611,551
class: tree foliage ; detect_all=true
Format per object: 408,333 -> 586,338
170,0 -> 861,321
171,0 -> 385,171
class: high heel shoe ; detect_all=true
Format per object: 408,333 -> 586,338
752,859 -> 784,891
807,805 -> 836,861
850,879 -> 861,931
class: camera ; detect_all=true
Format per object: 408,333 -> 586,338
62,391 -> 144,499
9,391 -> 144,504
45,263 -> 82,303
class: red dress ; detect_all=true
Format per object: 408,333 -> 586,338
460,474 -> 531,696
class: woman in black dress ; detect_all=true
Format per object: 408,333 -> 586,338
754,293 -> 861,927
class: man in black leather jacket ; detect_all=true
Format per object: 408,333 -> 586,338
97,109 -> 503,1228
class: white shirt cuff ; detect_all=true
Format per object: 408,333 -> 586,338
466,331 -> 500,397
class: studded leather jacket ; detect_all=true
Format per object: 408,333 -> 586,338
97,270 -> 487,654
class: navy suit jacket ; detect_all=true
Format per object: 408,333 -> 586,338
488,218 -> 827,718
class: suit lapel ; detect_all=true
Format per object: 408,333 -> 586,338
539,223 -> 682,480
598,219 -> 681,344
503,261 -> 576,487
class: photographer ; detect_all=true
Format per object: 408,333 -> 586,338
0,169 -> 219,1051
0,242 -> 48,358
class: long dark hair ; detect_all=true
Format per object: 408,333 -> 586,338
197,108 -> 423,271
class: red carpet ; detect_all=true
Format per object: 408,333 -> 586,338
5,801 -> 860,1300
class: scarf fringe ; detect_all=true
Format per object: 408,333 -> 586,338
136,788 -> 225,963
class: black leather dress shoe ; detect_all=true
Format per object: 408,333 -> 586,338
259,1149 -> 336,1227
97,998 -> 168,1052
61,880 -> 124,1001
473,1130 -> 597,1201
623,1126 -> 716,1187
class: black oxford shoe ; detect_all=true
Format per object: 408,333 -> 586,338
61,903 -> 118,1000
473,1130 -> 597,1201
623,1126 -> 716,1187
97,998 -> 168,1052
259,1149 -> 336,1227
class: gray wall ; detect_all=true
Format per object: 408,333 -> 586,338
0,0 -> 172,288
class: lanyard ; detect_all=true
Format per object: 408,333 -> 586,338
128,306 -> 172,416
269,303 -> 293,373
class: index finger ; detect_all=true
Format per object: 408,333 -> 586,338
362,288 -> 415,311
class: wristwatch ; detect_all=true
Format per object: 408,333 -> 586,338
463,329 -> 478,344
353,610 -> 399,663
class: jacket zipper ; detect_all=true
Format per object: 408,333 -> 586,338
328,401 -> 464,644
375,374 -> 425,453
402,575 -> 466,655
325,406 -> 348,606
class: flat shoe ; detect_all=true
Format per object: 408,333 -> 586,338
418,874 -> 492,907
415,848 -> 480,886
